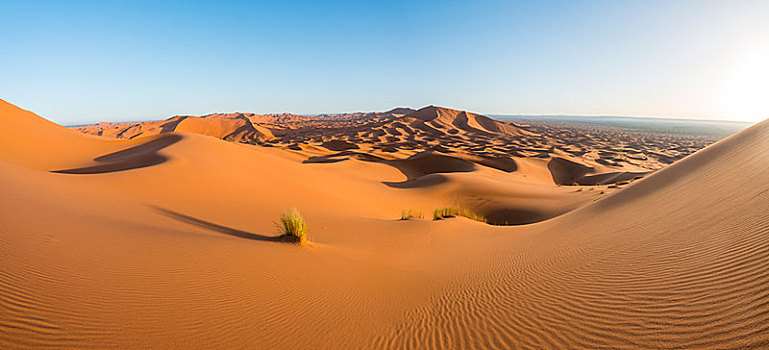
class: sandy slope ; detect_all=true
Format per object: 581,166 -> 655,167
2,99 -> 768,349
76,114 -> 274,142
373,118 -> 769,349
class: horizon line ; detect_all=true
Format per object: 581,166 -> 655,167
61,108 -> 756,127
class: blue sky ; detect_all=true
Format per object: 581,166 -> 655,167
1,0 -> 768,124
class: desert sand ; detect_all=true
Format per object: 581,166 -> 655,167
75,104 -> 719,225
2,98 -> 768,349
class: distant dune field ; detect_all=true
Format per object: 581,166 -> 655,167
2,98 -> 768,349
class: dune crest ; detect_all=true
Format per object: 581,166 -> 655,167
405,105 -> 536,137
78,113 -> 274,143
373,119 -> 769,349
2,99 -> 765,349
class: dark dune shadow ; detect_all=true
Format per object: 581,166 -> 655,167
303,156 -> 349,164
484,207 -> 549,226
303,150 -> 386,164
52,134 -> 182,174
473,155 -> 518,173
151,206 -> 288,242
385,151 -> 475,179
547,156 -> 593,185
321,139 -> 359,151
304,150 -> 476,188
548,156 -> 648,185
384,174 -> 448,188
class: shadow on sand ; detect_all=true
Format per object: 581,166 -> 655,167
52,134 -> 182,174
151,206 -> 288,242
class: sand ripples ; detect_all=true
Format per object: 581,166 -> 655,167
372,123 -> 769,349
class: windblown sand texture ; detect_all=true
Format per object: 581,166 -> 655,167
2,98 -> 767,349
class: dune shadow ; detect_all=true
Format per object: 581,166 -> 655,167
484,207 -> 550,226
304,150 -> 477,188
321,139 -> 359,151
303,155 -> 350,164
548,156 -> 648,185
151,206 -> 287,242
473,155 -> 517,173
52,134 -> 182,174
384,174 -> 448,188
384,151 -> 475,180
303,150 -> 386,164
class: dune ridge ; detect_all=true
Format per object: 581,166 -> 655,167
74,105 -> 715,190
372,119 -> 769,349
2,98 -> 767,349
78,113 -> 274,143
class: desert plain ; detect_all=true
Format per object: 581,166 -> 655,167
2,98 -> 768,349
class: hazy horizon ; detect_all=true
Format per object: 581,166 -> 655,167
3,0 -> 768,124
58,105 -> 756,127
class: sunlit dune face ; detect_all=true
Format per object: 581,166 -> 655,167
720,48 -> 769,122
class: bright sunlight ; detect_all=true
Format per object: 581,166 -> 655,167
720,47 -> 769,122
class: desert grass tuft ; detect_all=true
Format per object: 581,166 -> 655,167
432,207 -> 486,223
400,209 -> 423,220
277,208 -> 307,244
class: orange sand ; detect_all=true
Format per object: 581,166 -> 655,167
2,99 -> 768,349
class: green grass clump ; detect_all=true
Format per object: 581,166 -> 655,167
432,207 -> 486,223
400,209 -> 423,220
277,208 -> 307,244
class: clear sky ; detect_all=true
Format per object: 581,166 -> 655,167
2,0 -> 768,125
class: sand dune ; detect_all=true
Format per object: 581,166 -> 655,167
53,134 -> 183,174
2,98 -> 767,349
78,113 -> 274,143
404,105 -> 537,137
0,100 -> 118,170
547,156 -> 644,185
75,105 -> 709,189
374,119 -> 769,349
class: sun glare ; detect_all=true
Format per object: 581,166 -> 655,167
720,47 -> 769,122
